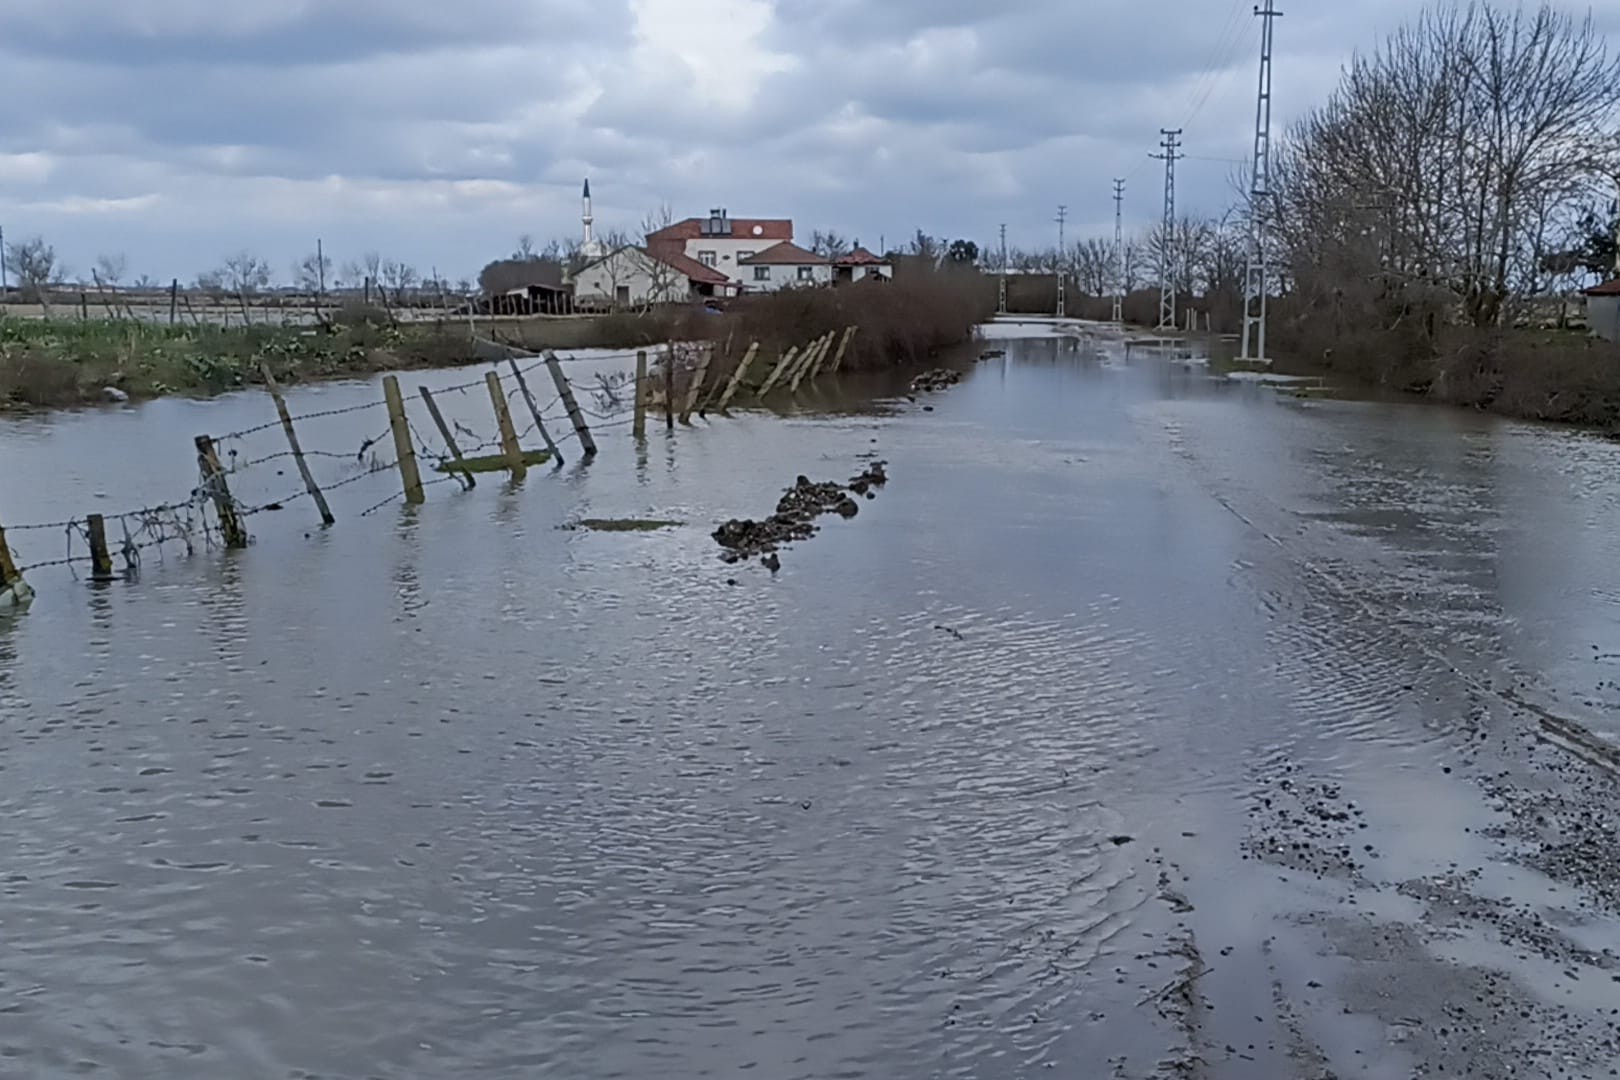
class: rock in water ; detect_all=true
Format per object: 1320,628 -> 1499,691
102,386 -> 130,403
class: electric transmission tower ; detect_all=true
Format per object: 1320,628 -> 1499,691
1240,0 -> 1282,362
998,223 -> 1008,315
1055,205 -> 1068,318
1150,129 -> 1184,332
1112,179 -> 1125,323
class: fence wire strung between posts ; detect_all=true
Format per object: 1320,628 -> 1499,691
0,331 -> 856,605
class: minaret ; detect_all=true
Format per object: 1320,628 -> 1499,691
581,178 -> 604,257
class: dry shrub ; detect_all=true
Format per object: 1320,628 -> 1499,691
676,270 -> 993,381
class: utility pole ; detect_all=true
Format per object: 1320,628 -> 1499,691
1151,129 -> 1184,332
1112,180 -> 1125,323
1055,205 -> 1068,318
998,223 -> 1009,315
316,238 -> 326,303
1240,0 -> 1283,362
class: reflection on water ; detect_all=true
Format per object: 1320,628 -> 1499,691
1,329 -> 1619,1077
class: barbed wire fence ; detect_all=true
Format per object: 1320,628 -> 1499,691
0,332 -> 844,606
0,348 -> 650,603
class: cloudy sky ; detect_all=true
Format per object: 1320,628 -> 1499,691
1,0 -> 1607,285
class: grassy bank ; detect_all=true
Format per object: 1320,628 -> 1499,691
0,311 -> 680,408
1270,314 -> 1620,432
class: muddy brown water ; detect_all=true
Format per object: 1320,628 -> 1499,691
2,325 -> 1619,1078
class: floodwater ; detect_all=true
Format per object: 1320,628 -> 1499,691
2,323 -> 1620,1078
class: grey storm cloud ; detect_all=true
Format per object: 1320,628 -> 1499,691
2,0 -> 1614,284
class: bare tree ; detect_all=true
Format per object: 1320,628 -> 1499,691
639,206 -> 686,310
513,234 -> 538,261
1274,1 -> 1620,328
343,251 -> 384,292
7,235 -> 59,308
294,250 -> 332,294
380,259 -> 419,298
94,253 -> 128,287
219,251 -> 272,296
1070,238 -> 1115,296
810,229 -> 852,259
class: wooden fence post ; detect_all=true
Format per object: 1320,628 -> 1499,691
757,346 -> 799,397
0,523 -> 32,607
381,376 -> 425,505
195,435 -> 248,548
418,386 -> 475,489
829,325 -> 858,373
713,341 -> 759,413
664,345 -> 676,431
85,514 -> 116,581
79,292 -> 89,321
679,343 -> 713,423
545,352 -> 598,457
262,365 -> 335,524
169,279 -> 179,325
633,349 -> 648,438
507,358 -> 564,464
789,333 -> 830,393
484,371 -> 527,479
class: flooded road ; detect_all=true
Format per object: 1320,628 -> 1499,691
2,323 -> 1619,1078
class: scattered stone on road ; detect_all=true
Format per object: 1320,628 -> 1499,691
713,462 -> 888,564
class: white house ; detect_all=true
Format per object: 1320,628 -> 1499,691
737,242 -> 833,292
646,210 -> 795,288
571,244 -> 735,310
834,247 -> 894,283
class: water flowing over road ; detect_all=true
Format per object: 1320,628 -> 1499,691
2,323 -> 1619,1078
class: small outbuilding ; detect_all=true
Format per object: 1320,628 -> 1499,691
1583,279 -> 1620,342
834,247 -> 893,284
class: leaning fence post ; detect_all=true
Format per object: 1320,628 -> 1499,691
418,386 -> 475,489
381,375 -> 425,505
195,435 -> 248,548
633,349 -> 648,438
85,514 -> 115,581
484,371 -> 527,479
507,357 -> 564,464
663,345 -> 676,432
0,522 -> 33,607
262,365 -> 336,524
680,343 -> 714,423
713,341 -> 759,413
545,352 -> 598,457
757,346 -> 799,397
829,325 -> 858,373
789,333 -> 831,393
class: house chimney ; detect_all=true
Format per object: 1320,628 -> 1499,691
707,208 -> 728,236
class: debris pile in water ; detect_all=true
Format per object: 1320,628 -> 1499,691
713,463 -> 888,564
910,369 -> 963,393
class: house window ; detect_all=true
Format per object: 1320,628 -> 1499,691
797,266 -> 816,281
753,266 -> 771,281
699,251 -> 717,267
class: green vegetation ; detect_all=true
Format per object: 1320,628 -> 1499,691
0,311 -> 681,409
435,449 -> 554,474
570,518 -> 682,532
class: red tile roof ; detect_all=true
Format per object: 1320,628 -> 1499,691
738,241 -> 828,266
835,246 -> 887,266
646,243 -> 731,286
648,217 -> 793,243
1584,279 -> 1620,296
